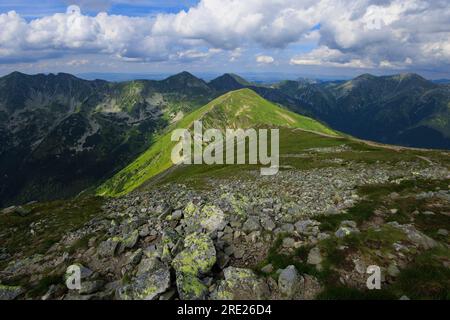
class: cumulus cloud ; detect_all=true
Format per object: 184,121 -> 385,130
256,55 -> 274,64
0,0 -> 449,71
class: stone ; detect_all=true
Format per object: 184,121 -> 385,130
0,285 -> 24,300
278,265 -> 303,298
173,233 -> 216,300
117,266 -> 171,300
282,237 -> 296,248
212,267 -> 270,300
200,205 -> 226,233
172,210 -> 183,220
242,216 -> 261,233
261,264 -> 274,274
1,206 -> 17,215
388,222 -> 437,249
387,264 -> 400,277
175,273 -> 208,300
307,247 -> 323,267
335,221 -> 359,238
437,229 -> 448,236
295,219 -> 320,235
123,230 -> 139,249
98,238 -> 121,257
281,223 -> 295,233
79,280 -> 104,295
173,233 -> 216,276
126,249 -> 143,266
261,217 -> 276,231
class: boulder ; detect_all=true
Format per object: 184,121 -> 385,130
117,257 -> 171,300
212,267 -> 270,300
0,285 -> 24,300
278,265 -> 303,298
242,216 -> 261,233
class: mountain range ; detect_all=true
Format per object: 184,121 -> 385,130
1,71 -> 449,206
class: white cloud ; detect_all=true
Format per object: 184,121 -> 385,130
256,55 -> 274,64
0,0 -> 449,72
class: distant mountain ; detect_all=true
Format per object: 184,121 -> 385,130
0,71 -> 217,206
209,73 -> 252,92
97,88 -> 337,197
279,73 -> 450,149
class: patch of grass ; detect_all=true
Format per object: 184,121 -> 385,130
256,234 -> 335,282
0,196 -> 104,263
392,248 -> 450,300
67,234 -> 93,254
27,273 -> 63,297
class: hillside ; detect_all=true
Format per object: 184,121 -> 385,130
97,89 -> 337,197
0,71 -> 217,207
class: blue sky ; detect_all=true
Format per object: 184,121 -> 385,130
0,0 -> 449,80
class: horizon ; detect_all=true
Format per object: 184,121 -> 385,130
1,70 -> 447,83
0,1 -> 449,80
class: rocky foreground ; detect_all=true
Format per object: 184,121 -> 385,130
0,154 -> 449,300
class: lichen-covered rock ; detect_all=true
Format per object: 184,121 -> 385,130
0,285 -> 24,300
199,205 -> 226,233
122,230 -> 139,249
175,273 -> 208,300
172,232 -> 216,300
172,233 -> 216,276
116,257 -> 171,300
212,267 -> 270,300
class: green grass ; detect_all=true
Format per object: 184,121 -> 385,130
97,89 -> 339,196
0,196 -> 104,267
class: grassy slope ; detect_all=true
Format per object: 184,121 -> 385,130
97,89 -> 338,196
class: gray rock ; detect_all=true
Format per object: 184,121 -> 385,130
437,229 -> 448,236
117,266 -> 171,300
98,238 -> 121,257
200,205 -> 226,233
387,264 -> 400,277
172,210 -> 183,220
242,216 -> 261,233
212,267 -> 270,300
307,247 -> 323,267
261,217 -> 276,231
261,264 -> 274,274
79,280 -> 104,295
123,230 -> 139,249
278,265 -> 303,298
282,237 -> 296,248
0,285 -> 24,300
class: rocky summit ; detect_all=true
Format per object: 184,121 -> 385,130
0,129 -> 449,299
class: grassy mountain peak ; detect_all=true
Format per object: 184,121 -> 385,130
97,88 -> 337,197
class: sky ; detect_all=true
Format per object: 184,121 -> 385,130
0,0 -> 449,80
